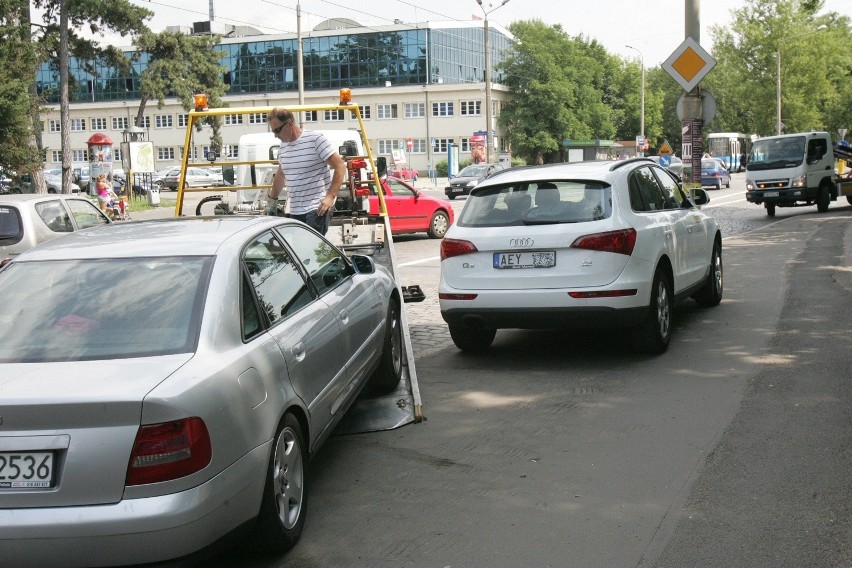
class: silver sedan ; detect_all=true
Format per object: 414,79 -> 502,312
0,216 -> 403,566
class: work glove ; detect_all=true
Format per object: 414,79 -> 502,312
266,198 -> 279,216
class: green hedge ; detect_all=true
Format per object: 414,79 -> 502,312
435,157 -> 526,177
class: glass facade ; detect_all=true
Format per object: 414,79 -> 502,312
35,23 -> 511,104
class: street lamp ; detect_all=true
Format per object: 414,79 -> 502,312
625,45 -> 645,155
476,0 -> 511,164
776,24 -> 827,135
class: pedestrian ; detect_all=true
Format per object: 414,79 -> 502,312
95,174 -> 111,212
265,108 -> 346,235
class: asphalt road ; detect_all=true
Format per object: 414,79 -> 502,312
140,174 -> 852,568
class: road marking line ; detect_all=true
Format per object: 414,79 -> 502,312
399,256 -> 440,267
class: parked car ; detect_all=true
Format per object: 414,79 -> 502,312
376,176 -> 454,238
444,163 -> 506,199
0,194 -> 111,265
72,164 -> 90,188
0,216 -> 403,566
701,158 -> 731,190
439,158 -> 723,353
153,166 -> 224,190
387,163 -> 418,182
5,171 -> 81,194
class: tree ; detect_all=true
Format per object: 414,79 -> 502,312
132,30 -> 228,156
703,0 -> 851,137
30,0 -> 151,193
0,0 -> 43,177
497,21 -> 621,164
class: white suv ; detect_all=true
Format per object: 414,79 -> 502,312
438,158 -> 723,353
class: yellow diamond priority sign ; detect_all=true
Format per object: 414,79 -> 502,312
662,37 -> 716,92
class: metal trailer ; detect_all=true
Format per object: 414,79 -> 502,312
172,90 -> 424,433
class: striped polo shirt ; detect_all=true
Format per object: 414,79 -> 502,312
277,130 -> 335,215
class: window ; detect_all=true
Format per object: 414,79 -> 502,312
652,167 -> 687,206
155,114 -> 173,128
136,116 -> 150,128
91,117 -> 107,131
433,138 -> 453,153
356,105 -> 371,120
177,114 -> 189,127
324,109 -> 344,122
411,139 -> 427,153
461,138 -> 471,152
404,103 -> 425,118
224,145 -> 239,159
49,120 -> 61,133
629,167 -> 678,212
460,101 -> 481,116
304,111 -> 318,123
113,147 -> 123,163
432,102 -> 454,117
51,150 -> 62,163
279,225 -> 351,297
202,145 -> 214,159
70,118 -> 86,132
157,147 -> 176,161
112,117 -> 128,130
71,149 -> 88,162
378,139 -> 403,154
223,114 -> 243,126
180,146 -> 198,161
377,104 -> 398,119
243,231 -> 313,328
248,113 -> 266,125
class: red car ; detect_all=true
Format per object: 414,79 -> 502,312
373,176 -> 453,238
387,163 -> 418,182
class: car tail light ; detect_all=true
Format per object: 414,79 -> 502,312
571,229 -> 636,256
440,238 -> 478,260
126,417 -> 211,486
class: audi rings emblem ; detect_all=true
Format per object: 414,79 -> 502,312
509,237 -> 535,248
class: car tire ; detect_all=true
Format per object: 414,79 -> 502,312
816,184 -> 830,213
449,324 -> 496,352
715,180 -> 722,191
693,240 -> 723,307
447,194 -> 455,200
370,299 -> 403,392
766,203 -> 776,217
846,195 -> 852,206
725,179 -> 730,188
427,210 -> 450,239
251,412 -> 306,553
631,267 -> 672,354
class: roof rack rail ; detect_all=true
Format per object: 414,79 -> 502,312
609,157 -> 654,171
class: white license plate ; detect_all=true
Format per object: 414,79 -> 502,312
764,191 -> 779,197
493,251 -> 556,269
450,187 -> 463,193
0,451 -> 54,488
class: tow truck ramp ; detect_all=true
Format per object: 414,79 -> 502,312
171,90 -> 424,433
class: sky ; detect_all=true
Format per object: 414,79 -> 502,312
119,0 -> 851,66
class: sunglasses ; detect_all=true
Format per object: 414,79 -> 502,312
272,120 -> 292,135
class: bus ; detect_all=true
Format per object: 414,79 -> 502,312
706,132 -> 751,172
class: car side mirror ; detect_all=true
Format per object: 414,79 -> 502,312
375,156 -> 387,178
689,188 -> 710,206
350,254 -> 375,274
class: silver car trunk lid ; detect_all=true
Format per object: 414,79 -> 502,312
442,224 -> 631,290
0,355 -> 191,508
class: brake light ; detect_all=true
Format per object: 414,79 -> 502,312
571,229 -> 636,255
126,417 -> 211,486
440,238 -> 478,260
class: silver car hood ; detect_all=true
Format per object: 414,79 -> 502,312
0,354 -> 193,509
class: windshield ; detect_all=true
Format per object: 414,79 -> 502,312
0,257 -> 212,363
458,181 -> 611,227
747,136 -> 805,170
457,165 -> 488,177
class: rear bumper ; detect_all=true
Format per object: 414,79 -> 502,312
441,305 -> 648,330
0,442 -> 269,567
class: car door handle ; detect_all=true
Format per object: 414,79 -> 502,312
338,308 -> 349,324
664,229 -> 673,239
292,342 -> 305,361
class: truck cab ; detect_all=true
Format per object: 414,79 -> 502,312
745,131 -> 837,217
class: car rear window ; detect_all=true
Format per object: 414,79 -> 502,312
458,181 -> 612,227
0,256 -> 213,363
0,206 -> 24,245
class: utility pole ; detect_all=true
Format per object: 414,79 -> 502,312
682,0 -> 703,183
476,0 -> 510,164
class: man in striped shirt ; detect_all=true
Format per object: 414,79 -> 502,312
266,108 -> 347,235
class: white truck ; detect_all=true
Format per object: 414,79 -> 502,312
745,131 -> 852,217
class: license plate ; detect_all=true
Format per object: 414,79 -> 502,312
764,191 -> 779,197
493,251 -> 556,269
450,187 -> 463,193
0,451 -> 54,488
